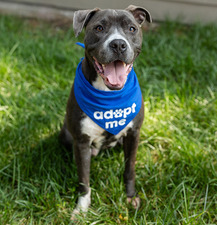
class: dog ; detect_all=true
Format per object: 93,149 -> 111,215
59,5 -> 152,218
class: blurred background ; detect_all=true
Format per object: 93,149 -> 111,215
0,0 -> 217,24
0,1 -> 217,224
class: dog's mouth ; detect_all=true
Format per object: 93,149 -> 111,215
93,57 -> 133,90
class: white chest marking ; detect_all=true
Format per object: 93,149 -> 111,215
81,115 -> 134,150
115,120 -> 134,139
81,115 -> 105,150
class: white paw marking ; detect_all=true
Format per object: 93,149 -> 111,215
71,188 -> 91,220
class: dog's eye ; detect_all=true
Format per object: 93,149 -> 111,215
95,25 -> 104,32
129,26 -> 136,32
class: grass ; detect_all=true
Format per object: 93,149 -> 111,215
0,15 -> 216,224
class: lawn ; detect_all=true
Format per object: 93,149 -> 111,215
0,15 -> 216,224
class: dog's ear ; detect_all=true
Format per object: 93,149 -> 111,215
73,8 -> 100,37
126,5 -> 152,25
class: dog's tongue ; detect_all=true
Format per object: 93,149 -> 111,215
104,61 -> 128,86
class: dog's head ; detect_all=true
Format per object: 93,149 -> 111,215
73,5 -> 152,90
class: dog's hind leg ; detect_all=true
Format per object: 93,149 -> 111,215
59,119 -> 73,151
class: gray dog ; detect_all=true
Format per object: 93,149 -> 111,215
59,5 -> 152,218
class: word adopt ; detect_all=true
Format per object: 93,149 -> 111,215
93,103 -> 137,129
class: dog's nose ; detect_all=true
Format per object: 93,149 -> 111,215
109,39 -> 127,53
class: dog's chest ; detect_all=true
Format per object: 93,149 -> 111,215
79,74 -> 134,150
80,115 -> 133,150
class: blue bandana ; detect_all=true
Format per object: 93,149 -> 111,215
74,59 -> 142,135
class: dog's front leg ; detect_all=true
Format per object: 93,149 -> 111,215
71,140 -> 91,219
123,129 -> 141,208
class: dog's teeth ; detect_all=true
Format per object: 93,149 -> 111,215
123,62 -> 126,67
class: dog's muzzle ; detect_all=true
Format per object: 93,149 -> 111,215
93,57 -> 133,90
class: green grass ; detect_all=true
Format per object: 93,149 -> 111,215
0,16 -> 216,224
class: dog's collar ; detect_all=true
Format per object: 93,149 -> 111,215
76,42 -> 85,48
74,59 -> 142,135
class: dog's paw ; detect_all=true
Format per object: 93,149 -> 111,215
70,204 -> 88,222
70,208 -> 80,222
127,196 -> 141,209
71,189 -> 91,221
